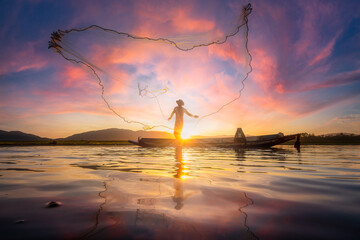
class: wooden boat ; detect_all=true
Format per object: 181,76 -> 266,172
129,128 -> 300,149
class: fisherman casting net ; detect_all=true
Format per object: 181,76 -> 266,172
49,2 -> 253,131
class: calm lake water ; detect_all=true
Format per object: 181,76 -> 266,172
0,145 -> 359,239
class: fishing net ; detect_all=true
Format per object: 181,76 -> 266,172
49,3 -> 253,131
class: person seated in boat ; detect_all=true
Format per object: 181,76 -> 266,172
168,99 -> 198,140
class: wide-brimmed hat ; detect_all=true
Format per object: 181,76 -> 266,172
176,99 -> 184,106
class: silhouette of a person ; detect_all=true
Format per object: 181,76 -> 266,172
168,99 -> 198,140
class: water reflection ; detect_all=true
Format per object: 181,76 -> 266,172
172,146 -> 196,210
1,146 -> 360,239
75,146 -> 260,239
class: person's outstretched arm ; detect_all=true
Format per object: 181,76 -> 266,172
184,108 -> 199,118
168,108 -> 175,121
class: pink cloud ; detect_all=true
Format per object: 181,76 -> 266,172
299,69 -> 360,92
250,48 -> 279,92
0,41 -> 47,75
245,0 -> 351,97
251,88 -> 359,118
59,65 -> 94,88
294,1 -> 337,58
308,32 -> 339,66
208,40 -> 249,65
165,7 -> 215,33
131,0 -> 215,36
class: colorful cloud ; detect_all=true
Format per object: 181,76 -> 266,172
0,0 -> 359,138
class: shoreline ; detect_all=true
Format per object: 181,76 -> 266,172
0,140 -> 132,146
1,140 -> 359,146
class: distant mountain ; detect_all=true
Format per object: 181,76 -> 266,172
0,130 -> 50,141
59,128 -> 174,141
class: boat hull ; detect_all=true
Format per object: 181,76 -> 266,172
129,134 -> 298,148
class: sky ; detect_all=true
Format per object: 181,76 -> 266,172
1,0 -> 360,138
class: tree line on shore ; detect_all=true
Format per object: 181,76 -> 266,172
286,133 -> 360,145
